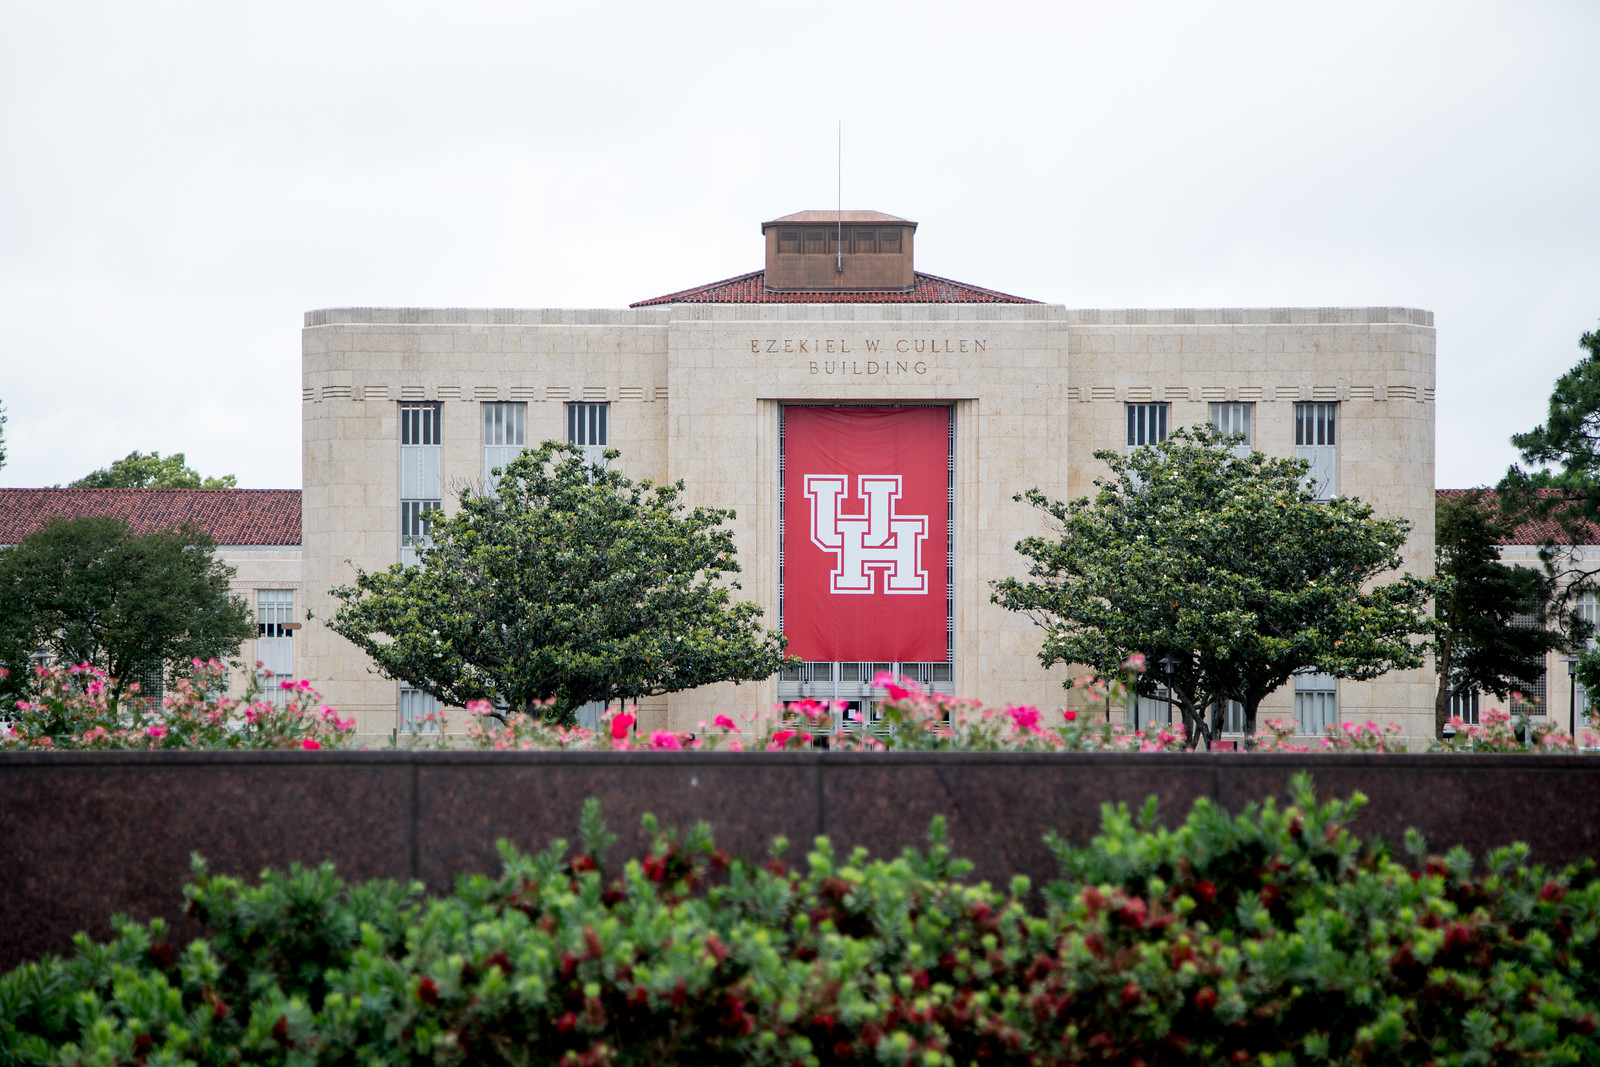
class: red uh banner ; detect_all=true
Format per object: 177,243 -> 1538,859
783,406 -> 949,662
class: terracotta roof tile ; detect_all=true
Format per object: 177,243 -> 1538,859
0,489 -> 300,546
1437,488 -> 1600,546
630,269 -> 1040,307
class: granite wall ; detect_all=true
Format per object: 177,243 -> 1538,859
3,750 -> 1594,970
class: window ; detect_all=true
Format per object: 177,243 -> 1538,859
1295,671 -> 1337,734
256,590 -> 294,677
777,229 -> 800,254
1126,403 -> 1168,448
568,402 -> 608,467
1450,687 -> 1481,726
1218,698 -> 1246,735
803,229 -> 826,254
1295,402 -> 1337,499
774,660 -> 955,735
482,402 -> 526,492
401,402 -> 442,566
879,228 -> 901,253
399,684 -> 441,734
1209,402 -> 1253,455
853,228 -> 877,254
1130,685 -> 1173,730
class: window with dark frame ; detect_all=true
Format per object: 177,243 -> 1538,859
1126,403 -> 1169,447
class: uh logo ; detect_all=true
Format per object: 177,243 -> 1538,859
804,475 -> 929,594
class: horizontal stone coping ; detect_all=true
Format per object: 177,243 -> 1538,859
304,306 -> 1434,329
3,749 -> 1594,767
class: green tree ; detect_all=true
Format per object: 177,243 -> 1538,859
1433,490 -> 1572,738
0,517 -> 255,713
70,450 -> 237,489
1498,320 -> 1600,715
326,442 -> 793,724
992,426 -> 1431,746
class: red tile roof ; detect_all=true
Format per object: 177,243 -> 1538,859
630,270 -> 1040,307
0,489 -> 301,546
1437,488 -> 1600,546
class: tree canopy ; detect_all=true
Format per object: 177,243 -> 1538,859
1433,491 -> 1572,737
0,517 -> 255,711
71,450 -> 237,489
992,426 -> 1431,746
326,442 -> 793,724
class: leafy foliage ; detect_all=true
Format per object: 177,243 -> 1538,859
993,426 -> 1432,746
327,442 -> 792,725
5,777 -> 1600,1066
0,660 -> 354,750
0,517 -> 255,709
69,450 -> 237,489
1433,490 -> 1572,738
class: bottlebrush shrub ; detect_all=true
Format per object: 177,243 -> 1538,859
0,661 -> 354,751
4,776 -> 1599,1067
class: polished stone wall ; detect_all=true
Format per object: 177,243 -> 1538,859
2,750 -> 1591,971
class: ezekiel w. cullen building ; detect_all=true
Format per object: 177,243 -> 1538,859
291,210 -> 1437,742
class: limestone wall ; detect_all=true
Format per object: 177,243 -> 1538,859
300,304 -> 1437,744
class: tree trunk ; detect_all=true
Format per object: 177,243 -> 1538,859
1241,696 -> 1261,749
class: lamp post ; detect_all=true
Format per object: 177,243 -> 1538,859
1159,654 -> 1180,735
1567,655 -> 1580,739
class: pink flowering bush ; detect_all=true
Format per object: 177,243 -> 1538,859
0,661 -> 354,751
1433,703 -> 1600,753
1252,717 -> 1409,753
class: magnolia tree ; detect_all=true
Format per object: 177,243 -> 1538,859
327,443 -> 793,726
992,426 -> 1433,747
0,516 -> 255,709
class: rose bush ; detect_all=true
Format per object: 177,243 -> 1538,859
0,661 -> 354,751
3,776 -> 1599,1065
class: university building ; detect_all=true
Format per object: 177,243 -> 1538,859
294,210 -> 1440,742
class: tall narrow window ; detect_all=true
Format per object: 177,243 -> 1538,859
482,402 -> 526,492
1294,402 -> 1338,499
256,589 -> 294,679
400,402 -> 442,566
399,684 -> 441,734
1125,403 -> 1168,448
1450,687 -> 1481,726
1295,671 -> 1338,734
568,402 -> 608,467
1209,402 -> 1254,456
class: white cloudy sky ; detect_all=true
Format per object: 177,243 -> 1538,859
1,1 -> 1596,490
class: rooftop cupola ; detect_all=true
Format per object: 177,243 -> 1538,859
761,210 -> 917,292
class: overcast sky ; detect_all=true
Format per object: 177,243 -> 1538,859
1,1 -> 1596,491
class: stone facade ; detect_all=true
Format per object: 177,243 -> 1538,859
300,302 -> 1438,743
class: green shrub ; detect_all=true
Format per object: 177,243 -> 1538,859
3,775 -> 1597,1066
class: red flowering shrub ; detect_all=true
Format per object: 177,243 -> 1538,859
4,776 -> 1599,1065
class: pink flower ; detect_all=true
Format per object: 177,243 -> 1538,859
611,713 -> 635,740
279,679 -> 295,690
713,714 -> 740,733
769,729 -> 797,750
648,731 -> 681,750
1124,653 -> 1147,671
1063,709 -> 1077,723
1007,705 -> 1042,734
301,738 -> 321,750
145,724 -> 168,739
